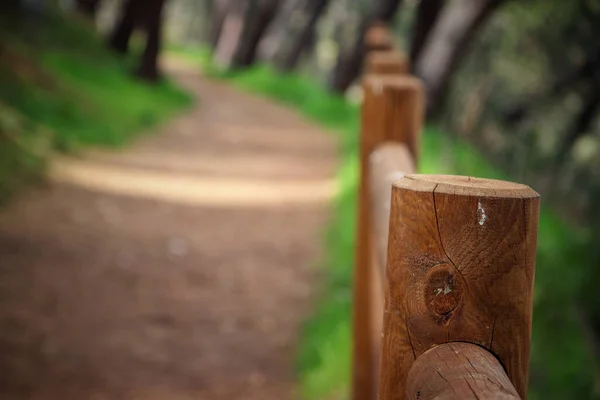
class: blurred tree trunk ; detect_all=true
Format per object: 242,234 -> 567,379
414,0 -> 506,116
256,0 -> 300,61
214,0 -> 246,67
109,0 -> 140,54
215,0 -> 280,69
209,0 -> 230,49
136,0 -> 167,82
1,0 -> 21,11
231,0 -> 281,68
272,0 -> 330,72
328,0 -> 403,94
409,0 -> 445,67
75,0 -> 102,18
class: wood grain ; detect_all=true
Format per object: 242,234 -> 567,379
353,76 -> 424,400
406,342 -> 521,399
378,174 -> 539,400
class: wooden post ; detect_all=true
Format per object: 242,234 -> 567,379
379,174 -> 540,400
406,343 -> 521,399
352,76 -> 424,400
365,51 -> 408,75
364,23 -> 394,53
361,76 -> 423,161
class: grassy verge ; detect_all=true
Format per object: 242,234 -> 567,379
181,50 -> 596,399
0,8 -> 192,202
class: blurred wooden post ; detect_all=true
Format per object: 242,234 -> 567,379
365,51 -> 408,75
379,174 -> 540,400
364,23 -> 394,53
406,343 -> 521,399
352,76 -> 424,400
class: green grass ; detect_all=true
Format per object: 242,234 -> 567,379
0,8 -> 192,202
181,50 -> 597,399
0,9 -> 192,150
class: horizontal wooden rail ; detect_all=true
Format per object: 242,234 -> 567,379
368,142 -> 414,277
406,342 -> 521,399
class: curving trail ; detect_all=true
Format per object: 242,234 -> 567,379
0,60 -> 338,399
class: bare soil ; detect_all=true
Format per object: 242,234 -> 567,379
0,61 -> 337,399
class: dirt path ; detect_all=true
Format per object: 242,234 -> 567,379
0,61 -> 338,399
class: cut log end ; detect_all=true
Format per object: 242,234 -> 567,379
395,174 -> 540,199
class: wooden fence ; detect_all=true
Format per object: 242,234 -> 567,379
352,25 -> 540,400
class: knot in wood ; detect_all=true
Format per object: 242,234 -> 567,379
425,264 -> 462,317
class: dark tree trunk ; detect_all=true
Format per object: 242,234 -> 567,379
409,0 -> 445,67
75,0 -> 102,18
136,0 -> 166,82
273,0 -> 330,72
209,0 -> 230,49
414,0 -> 506,115
214,0 -> 247,67
109,0 -> 140,55
231,0 -> 281,68
328,0 -> 403,94
255,0 -> 299,62
1,0 -> 21,11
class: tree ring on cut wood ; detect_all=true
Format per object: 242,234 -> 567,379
424,263 -> 462,319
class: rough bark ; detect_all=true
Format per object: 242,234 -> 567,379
230,0 -> 281,68
414,0 -> 506,115
329,0 -> 403,94
109,0 -> 140,55
273,0 -> 331,72
409,0 -> 445,67
75,0 -> 102,18
136,0 -> 167,82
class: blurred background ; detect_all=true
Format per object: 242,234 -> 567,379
1,0 -> 600,399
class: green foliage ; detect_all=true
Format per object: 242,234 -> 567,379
178,48 -> 598,399
0,8 -> 191,202
0,10 -> 192,150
